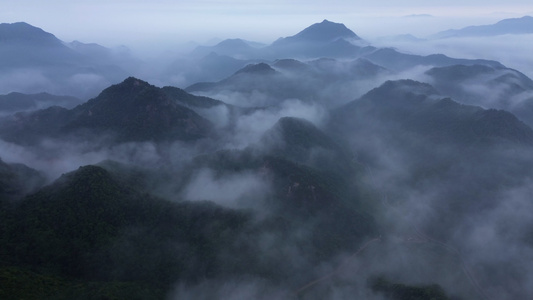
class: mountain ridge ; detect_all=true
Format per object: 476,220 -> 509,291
272,19 -> 361,45
431,15 -> 533,38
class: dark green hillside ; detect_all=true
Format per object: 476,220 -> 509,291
192,147 -> 378,260
260,116 -> 355,177
0,165 -> 252,298
334,79 -> 533,146
425,64 -> 533,128
0,158 -> 45,201
0,106 -> 72,145
329,79 -> 533,241
67,77 -> 213,142
0,77 -> 215,145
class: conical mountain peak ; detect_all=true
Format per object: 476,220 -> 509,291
291,19 -> 360,42
0,22 -> 63,47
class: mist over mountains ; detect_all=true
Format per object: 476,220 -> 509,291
430,15 -> 533,39
2,17 -> 533,299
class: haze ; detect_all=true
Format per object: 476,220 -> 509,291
2,0 -> 533,54
4,2 -> 533,299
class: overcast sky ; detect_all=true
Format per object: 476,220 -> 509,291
2,0 -> 533,52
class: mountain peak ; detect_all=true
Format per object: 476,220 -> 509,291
294,19 -> 360,42
216,38 -> 250,48
0,22 -> 62,46
235,63 -> 276,75
273,20 -> 360,46
120,76 -> 151,87
68,77 -> 213,142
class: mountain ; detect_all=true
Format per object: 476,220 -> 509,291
263,20 -> 363,59
431,15 -> 533,39
0,92 -> 82,114
185,62 -> 288,105
425,64 -> 533,127
272,19 -> 361,45
0,77 -> 214,144
165,52 -> 255,87
333,79 -> 533,146
259,117 -> 353,175
189,20 -> 364,61
186,58 -> 389,107
3,18 -> 533,299
190,147 -> 377,256
363,47 -> 504,71
0,22 -> 130,98
0,22 -> 64,47
68,40 -> 111,58
191,38 -> 262,59
0,22 -> 82,68
327,79 -> 533,300
66,77 -> 213,142
0,158 -> 45,201
0,165 -> 252,298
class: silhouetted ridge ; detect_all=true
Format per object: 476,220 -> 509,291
265,117 -> 334,149
365,47 -> 504,71
274,19 -> 360,45
235,62 -> 276,75
216,38 -> 252,49
272,59 -> 310,71
432,15 -> 533,38
0,77 -> 214,144
67,77 -> 213,141
360,79 -> 439,105
0,92 -> 81,112
260,117 -> 355,176
335,79 -> 533,145
0,22 -> 62,46
161,86 -> 226,108
0,158 -> 45,200
425,64 -> 496,81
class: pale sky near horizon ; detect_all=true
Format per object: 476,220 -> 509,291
2,1 -> 533,53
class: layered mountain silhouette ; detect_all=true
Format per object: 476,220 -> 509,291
191,38 -> 262,58
186,58 -> 389,107
0,158 -> 45,200
362,47 -> 503,71
264,20 -> 364,59
0,92 -> 82,114
425,64 -> 533,127
273,19 -> 361,45
332,79 -> 533,146
431,15 -> 533,39
0,22 -> 131,98
259,116 -> 353,175
0,164 -> 253,297
2,17 -> 533,300
189,19 -> 365,60
0,77 -> 213,144
165,52 -> 255,87
0,22 -> 82,68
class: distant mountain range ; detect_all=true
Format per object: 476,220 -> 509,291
0,78 -> 213,145
188,19 -> 367,61
0,22 -> 137,98
431,15 -> 533,39
0,92 -> 82,114
2,17 -> 533,300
